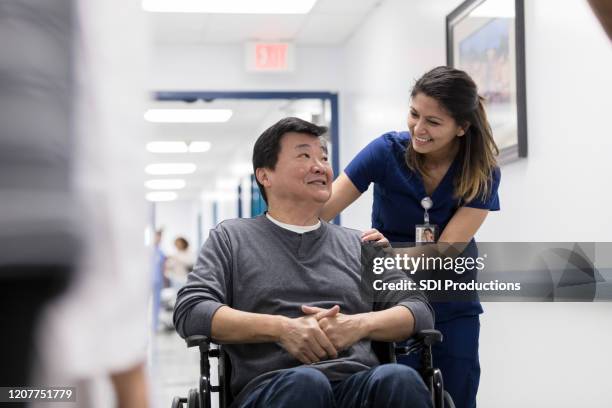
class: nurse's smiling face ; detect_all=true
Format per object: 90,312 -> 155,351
408,93 -> 467,159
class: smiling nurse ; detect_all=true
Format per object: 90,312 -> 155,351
322,66 -> 501,408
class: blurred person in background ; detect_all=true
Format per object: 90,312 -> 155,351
164,236 -> 195,287
0,1 -> 152,407
152,229 -> 167,332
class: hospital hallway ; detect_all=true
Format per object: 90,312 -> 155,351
2,0 -> 612,407
149,331 -> 200,408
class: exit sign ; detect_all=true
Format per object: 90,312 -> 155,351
245,42 -> 295,72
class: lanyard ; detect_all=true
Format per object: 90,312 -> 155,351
421,196 -> 433,224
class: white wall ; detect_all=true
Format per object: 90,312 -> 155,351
339,0 -> 612,407
480,2 -> 612,405
150,44 -> 342,90
480,0 -> 612,242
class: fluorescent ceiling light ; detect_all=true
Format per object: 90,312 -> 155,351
144,109 -> 232,123
145,179 -> 187,190
146,191 -> 178,202
142,0 -> 318,14
189,141 -> 212,153
145,163 -> 197,175
146,141 -> 212,153
147,141 -> 189,153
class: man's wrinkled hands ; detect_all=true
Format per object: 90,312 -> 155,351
278,306 -> 340,365
301,305 -> 367,353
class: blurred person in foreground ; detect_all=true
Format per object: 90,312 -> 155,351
589,0 -> 612,40
0,2 -> 80,403
0,1 -> 151,407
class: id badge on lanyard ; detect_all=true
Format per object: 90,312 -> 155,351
416,196 -> 438,244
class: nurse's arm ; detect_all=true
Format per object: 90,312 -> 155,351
320,172 -> 362,222
439,206 -> 489,243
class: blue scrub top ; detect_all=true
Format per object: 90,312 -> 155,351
345,131 -> 501,321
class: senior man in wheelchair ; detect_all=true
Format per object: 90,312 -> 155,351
174,117 -> 435,408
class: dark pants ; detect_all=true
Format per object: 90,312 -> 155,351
239,364 -> 432,408
0,268 -> 70,407
399,315 -> 481,408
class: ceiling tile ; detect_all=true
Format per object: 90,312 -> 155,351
310,0 -> 383,15
295,14 -> 365,45
150,13 -> 210,44
202,15 -> 306,43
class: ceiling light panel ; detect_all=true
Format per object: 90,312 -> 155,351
145,179 -> 187,190
144,109 -> 232,123
147,141 -> 189,153
142,0 -> 318,14
189,141 -> 212,152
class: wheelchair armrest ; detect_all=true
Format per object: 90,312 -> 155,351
185,335 -> 223,359
185,335 -> 210,348
394,329 -> 443,356
414,329 -> 443,346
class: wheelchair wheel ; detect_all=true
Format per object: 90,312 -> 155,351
171,396 -> 184,408
443,390 -> 456,408
187,388 -> 200,408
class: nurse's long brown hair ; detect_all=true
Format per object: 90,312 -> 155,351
405,66 -> 499,204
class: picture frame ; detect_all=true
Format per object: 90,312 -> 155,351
447,0 -> 527,163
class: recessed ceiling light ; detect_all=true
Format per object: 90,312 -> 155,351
145,141 -> 212,153
145,163 -> 197,175
146,191 -> 178,202
147,141 -> 189,153
142,0 -> 318,14
144,109 -> 232,123
189,141 -> 212,153
145,179 -> 187,190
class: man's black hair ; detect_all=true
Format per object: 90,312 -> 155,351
252,117 -> 328,204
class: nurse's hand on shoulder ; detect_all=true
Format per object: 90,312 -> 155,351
361,228 -> 389,247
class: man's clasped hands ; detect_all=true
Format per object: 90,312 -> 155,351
278,305 -> 370,365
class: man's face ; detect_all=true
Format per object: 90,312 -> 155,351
259,132 -> 333,206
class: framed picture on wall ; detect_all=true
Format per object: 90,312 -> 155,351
447,0 -> 527,163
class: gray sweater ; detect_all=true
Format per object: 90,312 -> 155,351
174,215 -> 433,399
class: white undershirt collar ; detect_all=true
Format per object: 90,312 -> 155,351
266,213 -> 321,234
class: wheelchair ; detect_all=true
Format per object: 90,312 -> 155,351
171,329 -> 455,408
